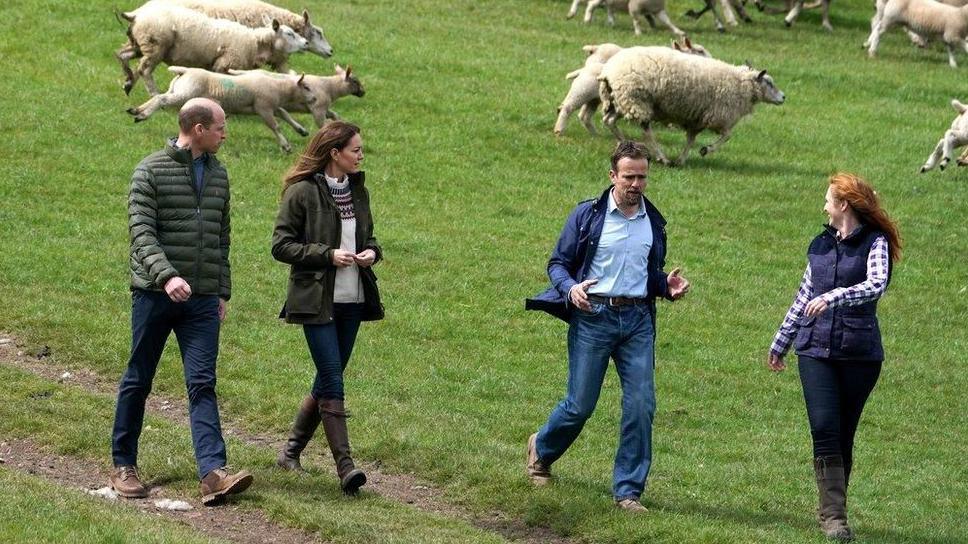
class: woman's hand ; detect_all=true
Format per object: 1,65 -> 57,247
767,351 -> 786,372
804,296 -> 829,317
331,249 -> 356,267
354,249 -> 377,268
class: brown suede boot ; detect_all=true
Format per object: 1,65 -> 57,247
319,399 -> 366,494
277,395 -> 322,471
815,455 -> 854,541
200,467 -> 254,506
109,465 -> 149,498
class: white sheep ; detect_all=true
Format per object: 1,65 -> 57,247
684,0 -> 754,32
554,39 -> 711,137
781,0 -> 832,30
132,0 -> 333,64
866,0 -> 968,68
598,47 -> 785,165
569,0 -> 686,37
865,0 -> 968,49
230,65 -> 366,128
126,65 -> 364,152
920,99 -> 968,172
116,5 -> 308,95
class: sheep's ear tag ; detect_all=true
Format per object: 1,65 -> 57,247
756,70 -> 767,81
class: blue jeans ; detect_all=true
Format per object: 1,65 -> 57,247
303,303 -> 365,400
798,355 -> 881,484
536,302 -> 656,500
112,290 -> 227,479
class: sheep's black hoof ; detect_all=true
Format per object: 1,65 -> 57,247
939,163 -> 947,171
123,82 -> 134,95
743,16 -> 753,23
784,20 -> 792,28
126,107 -> 138,115
700,147 -> 709,156
684,10 -> 699,19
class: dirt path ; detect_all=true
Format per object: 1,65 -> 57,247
0,333 -> 570,544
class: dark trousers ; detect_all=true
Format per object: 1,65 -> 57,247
798,355 -> 882,484
303,303 -> 365,401
112,290 -> 227,480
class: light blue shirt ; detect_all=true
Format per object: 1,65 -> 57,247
587,191 -> 653,298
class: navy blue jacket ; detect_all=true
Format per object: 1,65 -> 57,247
795,225 -> 890,361
526,186 -> 671,322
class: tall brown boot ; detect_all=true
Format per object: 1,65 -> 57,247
319,399 -> 367,494
277,395 -> 321,471
814,455 -> 854,541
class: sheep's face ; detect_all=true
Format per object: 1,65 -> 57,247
301,11 -> 334,58
754,71 -> 785,105
346,74 -> 365,98
273,21 -> 309,54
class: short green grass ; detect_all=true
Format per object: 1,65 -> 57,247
0,0 -> 966,542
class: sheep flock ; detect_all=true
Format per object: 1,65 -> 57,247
112,0 -> 968,169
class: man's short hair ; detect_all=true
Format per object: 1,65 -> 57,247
178,103 -> 215,133
610,140 -> 649,171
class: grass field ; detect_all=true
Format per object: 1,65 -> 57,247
0,0 -> 966,542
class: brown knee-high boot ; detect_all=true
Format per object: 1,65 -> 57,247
319,399 -> 367,494
814,455 -> 854,541
277,395 -> 321,471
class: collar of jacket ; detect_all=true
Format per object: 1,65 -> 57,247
165,137 -> 212,166
311,170 -> 366,187
590,185 -> 667,227
821,223 -> 868,245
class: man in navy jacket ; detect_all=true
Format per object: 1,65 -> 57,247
525,141 -> 689,512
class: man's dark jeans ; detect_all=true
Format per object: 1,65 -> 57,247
798,355 -> 881,483
112,290 -> 227,480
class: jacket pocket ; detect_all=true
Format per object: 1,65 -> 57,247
794,316 -> 815,350
840,316 -> 875,355
286,271 -> 324,316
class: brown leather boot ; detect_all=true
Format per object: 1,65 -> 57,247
277,395 -> 321,471
319,399 -> 366,494
815,455 -> 854,541
200,467 -> 254,506
110,465 -> 149,498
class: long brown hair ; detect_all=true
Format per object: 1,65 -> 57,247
281,121 -> 361,196
828,172 -> 902,263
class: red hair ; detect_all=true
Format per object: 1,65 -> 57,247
829,173 -> 902,263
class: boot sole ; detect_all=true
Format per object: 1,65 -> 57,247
341,470 -> 366,495
202,473 -> 254,506
111,486 -> 149,499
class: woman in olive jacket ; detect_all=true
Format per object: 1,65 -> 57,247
768,173 -> 902,541
271,121 -> 383,494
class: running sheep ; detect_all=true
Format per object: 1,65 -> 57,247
554,38 -> 711,137
568,0 -> 686,37
116,5 -> 308,95
920,99 -> 968,172
131,0 -> 333,64
598,47 -> 785,166
866,0 -> 968,68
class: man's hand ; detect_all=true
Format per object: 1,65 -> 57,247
667,267 -> 690,300
767,351 -> 786,372
568,278 -> 598,312
354,249 -> 377,268
331,249 -> 356,267
804,296 -> 829,317
218,298 -> 228,322
164,276 -> 192,303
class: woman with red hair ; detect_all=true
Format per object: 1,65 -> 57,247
768,173 -> 902,541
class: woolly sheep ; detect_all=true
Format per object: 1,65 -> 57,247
569,0 -> 686,37
598,47 -> 785,165
865,0 -> 968,49
920,99 -> 968,172
117,5 -> 308,95
684,0 -> 754,32
866,0 -> 968,68
554,39 -> 711,137
133,0 -> 333,64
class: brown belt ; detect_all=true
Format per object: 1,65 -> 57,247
586,294 -> 649,307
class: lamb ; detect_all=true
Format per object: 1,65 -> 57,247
116,5 -> 308,95
131,0 -> 333,65
554,38 -> 711,137
568,0 -> 686,37
598,47 -> 785,166
866,0 -> 968,68
865,0 -> 968,49
780,0 -> 832,30
126,65 -> 364,152
920,99 -> 968,172
683,0 -> 754,32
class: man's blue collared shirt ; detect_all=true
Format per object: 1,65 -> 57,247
587,191 -> 653,298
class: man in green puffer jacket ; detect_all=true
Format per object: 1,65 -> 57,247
109,98 -> 253,506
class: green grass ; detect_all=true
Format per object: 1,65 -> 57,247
1,0 -> 967,542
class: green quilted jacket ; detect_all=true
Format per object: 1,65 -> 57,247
128,139 -> 231,300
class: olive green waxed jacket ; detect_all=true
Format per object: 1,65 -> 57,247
271,171 -> 383,324
128,139 -> 231,300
